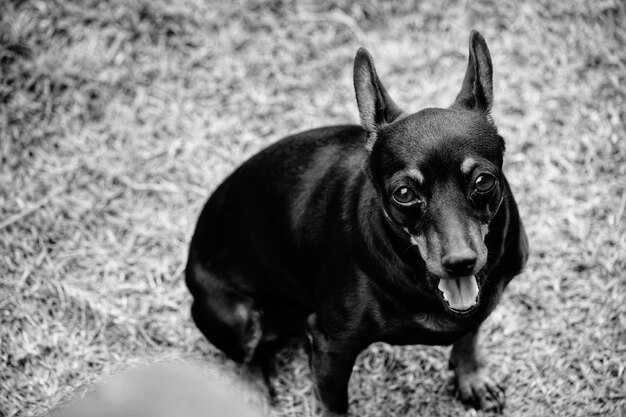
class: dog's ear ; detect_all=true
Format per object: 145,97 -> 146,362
354,48 -> 405,151
453,30 -> 493,115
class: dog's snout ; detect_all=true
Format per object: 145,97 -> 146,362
442,252 -> 477,277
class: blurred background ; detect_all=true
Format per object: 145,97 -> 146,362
0,0 -> 624,416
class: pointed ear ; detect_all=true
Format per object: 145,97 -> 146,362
353,47 -> 405,151
453,30 -> 494,114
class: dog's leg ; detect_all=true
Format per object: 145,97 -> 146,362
248,339 -> 288,401
305,313 -> 361,416
449,329 -> 505,412
187,258 -> 264,364
191,297 -> 262,364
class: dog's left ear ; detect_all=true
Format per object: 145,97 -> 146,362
354,48 -> 405,151
453,30 -> 493,115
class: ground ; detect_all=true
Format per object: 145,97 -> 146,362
1,0 -> 625,416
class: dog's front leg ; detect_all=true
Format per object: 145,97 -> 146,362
449,328 -> 505,412
305,313 -> 361,416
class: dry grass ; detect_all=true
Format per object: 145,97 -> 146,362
1,0 -> 625,416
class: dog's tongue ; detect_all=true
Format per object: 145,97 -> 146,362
438,276 -> 479,311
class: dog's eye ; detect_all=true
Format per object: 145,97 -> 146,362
474,174 -> 496,193
392,187 -> 418,205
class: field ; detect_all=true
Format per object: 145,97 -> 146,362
1,0 -> 625,416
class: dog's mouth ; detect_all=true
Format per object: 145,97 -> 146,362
437,275 -> 480,315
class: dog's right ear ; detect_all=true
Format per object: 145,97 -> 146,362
354,48 -> 405,151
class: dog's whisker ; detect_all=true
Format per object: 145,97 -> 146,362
400,242 -> 417,258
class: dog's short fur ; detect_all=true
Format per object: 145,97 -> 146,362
186,30 -> 529,415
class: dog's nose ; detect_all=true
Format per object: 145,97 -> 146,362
442,252 -> 477,277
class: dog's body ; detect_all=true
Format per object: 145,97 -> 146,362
187,31 -> 528,415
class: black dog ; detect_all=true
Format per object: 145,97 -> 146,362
186,30 -> 528,415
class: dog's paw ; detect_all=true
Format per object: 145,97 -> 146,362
310,399 -> 347,417
455,369 -> 505,413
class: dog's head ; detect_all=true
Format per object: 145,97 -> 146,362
354,31 -> 505,316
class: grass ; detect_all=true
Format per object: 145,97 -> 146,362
1,0 -> 625,416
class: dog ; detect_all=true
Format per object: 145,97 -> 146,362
186,30 -> 529,415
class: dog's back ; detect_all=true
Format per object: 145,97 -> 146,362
188,124 -> 366,292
